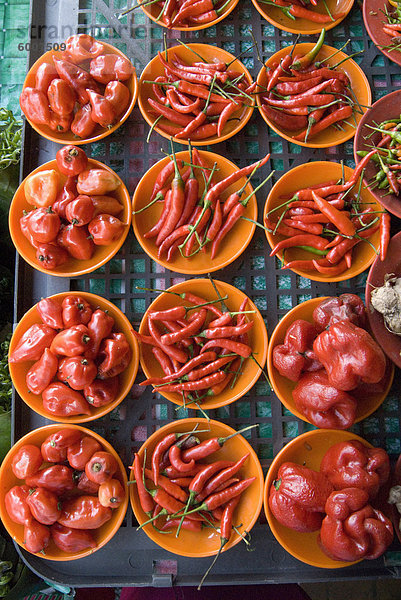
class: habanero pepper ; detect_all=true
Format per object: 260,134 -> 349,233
89,54 -> 134,84
27,207 -> 60,244
57,224 -> 95,261
20,88 -> 51,125
85,451 -> 118,485
37,296 -> 64,330
25,464 -> 75,494
52,176 -> 77,220
5,485 -> 32,525
312,294 -> 367,331
24,169 -> 59,208
84,309 -> 114,360
35,62 -> 57,94
104,81 -> 130,117
88,214 -> 126,245
97,332 -> 131,379
56,145 -> 88,177
64,34 -> 104,64
91,195 -> 123,217
272,319 -> 320,382
42,382 -> 92,417
26,488 -> 61,526
58,355 -> 97,390
71,103 -> 97,139
58,496 -> 112,529
50,324 -> 91,357
98,478 -> 125,509
47,78 -> 76,117
26,348 -> 58,395
9,324 -> 57,364
86,89 -> 116,128
11,445 -> 43,480
50,523 -> 97,553
53,57 -> 100,105
24,520 -> 50,554
62,295 -> 93,328
36,243 -> 69,270
75,471 -> 100,495
67,435 -> 102,471
77,168 -> 121,195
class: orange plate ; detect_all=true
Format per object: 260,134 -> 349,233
264,429 -> 372,568
141,0 -> 239,31
9,158 -> 131,278
138,279 -> 268,410
132,150 -> 257,275
130,418 -> 264,557
264,161 -> 381,282
251,0 -> 354,35
256,43 -> 371,148
138,43 -> 254,146
22,41 -> 138,145
0,424 -> 128,561
9,291 -> 139,424
267,297 -> 394,425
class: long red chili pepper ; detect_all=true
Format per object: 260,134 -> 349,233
187,461 -> 234,503
141,351 -> 217,386
144,189 -> 172,239
186,355 -> 234,382
294,105 -> 353,142
196,454 -> 249,503
380,212 -> 391,262
168,445 -> 196,473
311,190 -> 356,237
144,468 -> 188,503
133,453 -> 154,515
148,318 -> 188,363
270,234 -> 328,256
160,309 -> 206,345
154,370 -> 226,392
152,347 -> 175,377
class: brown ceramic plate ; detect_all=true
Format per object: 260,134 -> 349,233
354,89 -> 401,219
363,0 -> 401,68
366,231 -> 401,368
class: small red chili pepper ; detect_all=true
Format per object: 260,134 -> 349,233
144,468 -> 188,503
311,191 -> 356,237
380,212 -> 391,262
200,338 -> 252,358
133,453 -> 154,515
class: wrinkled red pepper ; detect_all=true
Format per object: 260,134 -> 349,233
269,462 -> 334,532
313,321 -> 386,391
36,297 -> 64,330
97,332 -> 131,379
83,376 -> 119,407
319,487 -> 393,561
313,294 -> 367,332
272,319 -> 321,382
320,440 -> 390,500
26,348 -> 58,395
84,309 -> 114,359
50,324 -> 91,357
62,295 -> 93,328
9,324 -> 56,363
293,370 -> 357,430
58,495 -> 112,529
42,382 -> 91,417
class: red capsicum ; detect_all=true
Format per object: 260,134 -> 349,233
84,309 -> 114,359
58,356 -> 97,390
42,382 -> 91,417
269,462 -> 334,532
319,488 -> 393,561
313,321 -> 386,391
292,370 -> 357,430
272,319 -> 320,382
320,440 -> 390,500
62,295 -> 93,328
26,348 -> 58,395
83,376 -> 119,407
51,523 -> 97,552
50,324 -> 91,357
97,332 -> 131,379
312,294 -> 367,332
36,297 -> 64,330
9,324 -> 57,363
58,496 -> 112,529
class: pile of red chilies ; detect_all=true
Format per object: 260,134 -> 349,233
132,426 -> 256,584
382,2 -> 401,52
259,31 -> 357,142
139,147 -> 271,261
257,0 -> 344,24
265,151 -> 391,276
132,0 -> 233,27
133,291 -> 255,407
144,50 -> 255,141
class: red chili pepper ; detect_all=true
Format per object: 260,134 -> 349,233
155,370 -> 226,393
380,212 -> 391,262
187,461 -> 234,504
86,89 -> 116,128
65,34 -> 104,63
84,308 -> 114,359
9,324 -> 57,363
160,519 -> 201,532
20,88 -> 51,125
294,105 -> 353,142
147,318 -> 188,364
97,332 -> 131,379
200,338 -> 252,358
311,190 -> 356,237
160,309 -> 206,345
270,234 -> 328,257
196,454 -> 249,503
141,351 -> 217,386
53,58 -> 100,104
50,324 -> 91,357
71,103 -> 97,139
261,105 -> 307,132
133,453 -> 154,516
35,62 -> 58,94
267,54 -> 292,92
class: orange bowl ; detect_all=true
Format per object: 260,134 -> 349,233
138,43 -> 254,146
130,418 -> 264,557
256,43 -> 371,148
138,279 -> 268,410
267,297 -> 394,426
9,158 -> 131,277
132,150 -> 258,275
251,0 -> 354,34
140,0 -> 239,31
0,424 -> 128,561
264,161 -> 381,282
264,429 -> 373,568
22,41 -> 138,145
9,291 -> 139,424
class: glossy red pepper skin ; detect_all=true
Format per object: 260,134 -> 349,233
313,294 -> 367,332
20,88 -> 51,125
41,429 -> 83,463
37,297 -> 64,329
319,488 -> 393,561
320,440 -> 390,500
24,519 -> 51,554
9,324 -> 57,363
75,472 -> 100,495
57,224 -> 95,261
27,207 -> 61,244
89,54 -> 134,84
88,214 -> 125,245
313,321 -> 387,391
20,211 -> 39,248
50,522 -> 97,552
26,487 -> 61,526
5,485 -> 32,525
67,435 -> 102,471
56,146 -> 88,177
293,370 -> 357,430
48,111 -> 73,133
35,62 -> 58,94
65,195 -> 95,226
104,81 -> 130,117
11,445 -> 43,479
58,496 -> 112,529
272,319 -> 320,382
77,168 -> 120,195
36,243 -> 69,270
26,348 -> 58,395
84,309 -> 114,360
42,382 -> 92,417
86,89 -> 116,128
52,176 -> 77,220
65,34 -> 104,64
62,296 -> 93,328
269,462 -> 334,532
53,57 -> 100,104
25,465 -> 75,494
50,324 -> 91,357
85,451 -> 118,485
97,332 -> 131,379
47,78 -> 76,116
98,478 -> 125,508
83,376 -> 119,407
71,104 -> 97,139
58,356 -> 97,390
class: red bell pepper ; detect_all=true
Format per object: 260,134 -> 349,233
313,321 -> 386,391
293,370 -> 357,430
319,487 -> 393,561
313,294 -> 367,332
269,462 -> 333,532
320,440 -> 390,500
